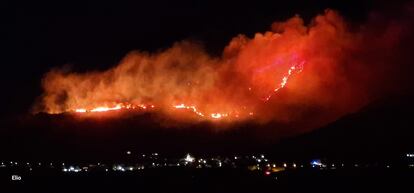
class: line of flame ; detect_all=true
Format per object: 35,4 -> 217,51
71,62 -> 302,120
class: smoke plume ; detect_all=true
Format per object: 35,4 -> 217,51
35,8 -> 413,130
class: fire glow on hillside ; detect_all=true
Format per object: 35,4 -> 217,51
35,9 -> 409,124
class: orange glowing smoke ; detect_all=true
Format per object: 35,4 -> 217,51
35,9 -> 405,125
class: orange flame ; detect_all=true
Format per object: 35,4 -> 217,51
36,9 -> 388,125
73,103 -> 154,113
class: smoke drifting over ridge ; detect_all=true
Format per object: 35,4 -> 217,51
35,8 -> 413,130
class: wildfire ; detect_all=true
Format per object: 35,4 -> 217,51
67,58 -> 303,120
47,59 -> 303,120
75,109 -> 87,113
264,61 -> 304,101
90,105 -> 122,112
37,10 -> 379,124
70,60 -> 301,120
172,104 -> 237,120
173,103 -> 234,119
173,104 -> 205,117
168,61 -> 302,120
73,103 -> 154,113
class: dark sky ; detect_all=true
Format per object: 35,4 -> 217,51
2,0 -> 414,160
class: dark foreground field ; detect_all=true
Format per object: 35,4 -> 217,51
2,167 -> 413,193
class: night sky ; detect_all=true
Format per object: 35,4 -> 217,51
2,0 -> 414,161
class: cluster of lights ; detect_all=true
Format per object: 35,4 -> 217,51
310,160 -> 324,167
113,165 -> 126,172
184,153 -> 195,163
181,154 -> 227,168
112,165 -> 145,172
4,151 -> 413,174
63,166 -> 81,173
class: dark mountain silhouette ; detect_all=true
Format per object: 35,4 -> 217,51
0,94 -> 413,162
269,94 -> 414,161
